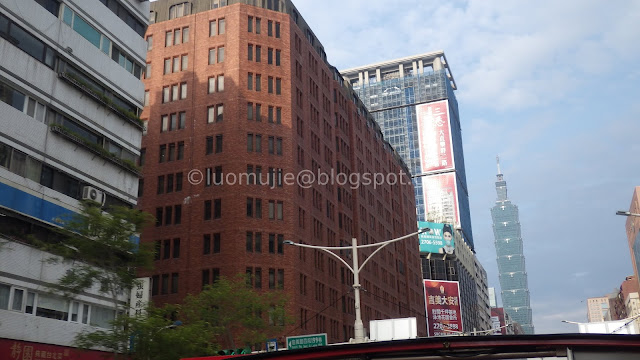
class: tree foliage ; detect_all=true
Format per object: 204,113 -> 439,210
74,275 -> 290,359
75,305 -> 216,360
42,200 -> 154,308
181,274 -> 291,349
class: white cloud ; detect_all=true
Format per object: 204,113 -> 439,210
294,0 -> 640,111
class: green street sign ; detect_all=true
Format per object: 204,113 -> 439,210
286,333 -> 327,350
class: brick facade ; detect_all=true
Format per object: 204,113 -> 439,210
139,1 -> 426,345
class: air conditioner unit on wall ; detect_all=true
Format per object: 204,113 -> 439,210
82,186 -> 105,206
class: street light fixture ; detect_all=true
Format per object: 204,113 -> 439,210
616,211 -> 640,217
283,227 -> 430,343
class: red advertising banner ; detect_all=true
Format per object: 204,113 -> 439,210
416,100 -> 454,173
421,172 -> 460,226
424,280 -> 463,337
0,338 -> 114,360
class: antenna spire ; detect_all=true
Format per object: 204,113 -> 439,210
496,155 -> 502,174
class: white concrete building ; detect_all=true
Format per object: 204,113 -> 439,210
0,0 -> 148,355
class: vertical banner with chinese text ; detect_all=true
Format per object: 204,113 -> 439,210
129,277 -> 151,317
416,100 -> 454,173
424,280 -> 464,336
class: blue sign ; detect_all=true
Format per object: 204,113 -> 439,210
418,221 -> 455,254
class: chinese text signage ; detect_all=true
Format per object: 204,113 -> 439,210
424,280 -> 463,336
129,277 -> 151,317
416,100 -> 454,173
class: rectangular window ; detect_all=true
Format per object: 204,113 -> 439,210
209,20 -> 217,36
246,232 -> 253,252
276,50 -> 281,66
247,103 -> 253,121
246,198 -> 254,217
213,233 -> 221,253
206,136 -> 213,155
268,20 -> 273,36
268,77 -> 273,93
255,135 -> 262,153
145,63 -> 151,78
162,87 -> 169,103
269,268 -> 275,289
171,273 -> 179,294
255,104 -> 261,122
164,58 -> 171,74
255,198 -> 262,218
209,48 -> 216,65
174,205 -> 182,224
276,107 -> 281,124
218,19 -> 225,34
173,57 -> 180,72
179,112 -> 186,129
215,135 -> 223,153
248,44 -> 253,61
277,234 -> 284,254
276,201 -> 283,220
165,31 -> 172,47
207,106 -> 215,123
214,198 -> 222,219
218,74 -> 225,91
248,73 -> 253,90
176,172 -> 183,191
247,133 -> 254,151
208,76 -> 216,93
256,46 -> 261,62
182,27 -> 189,42
203,234 -> 211,254
276,138 -> 282,155
161,274 -> 169,294
180,82 -> 187,99
146,35 -> 153,51
248,16 -> 253,32
276,78 -> 282,95
157,175 -> 164,194
174,28 -> 181,45
204,200 -> 212,220
275,22 -> 280,38
216,104 -> 224,122
255,18 -> 261,34
218,47 -> 225,63
255,267 -> 262,288
152,275 -> 159,296
171,84 -> 179,101
173,238 -> 180,258
255,74 -> 261,91
202,269 -> 210,288
277,269 -> 284,289
268,48 -> 273,64
181,54 -> 188,70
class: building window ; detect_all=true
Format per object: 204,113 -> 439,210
169,2 -> 191,20
217,46 -> 225,62
218,19 -> 226,34
214,198 -> 222,219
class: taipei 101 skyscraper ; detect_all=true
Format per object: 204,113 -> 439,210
491,157 -> 534,334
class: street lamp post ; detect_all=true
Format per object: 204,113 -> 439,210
283,228 -> 429,343
616,211 -> 640,217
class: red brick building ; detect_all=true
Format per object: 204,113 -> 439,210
138,0 -> 426,345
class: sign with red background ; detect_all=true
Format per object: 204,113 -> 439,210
0,338 -> 114,360
416,100 -> 454,173
424,280 -> 464,337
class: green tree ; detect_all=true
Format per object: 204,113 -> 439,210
74,305 -> 216,360
40,200 -> 154,359
73,275 -> 290,359
181,274 -> 290,349
44,200 -> 154,309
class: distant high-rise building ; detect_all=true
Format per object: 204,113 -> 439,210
491,157 -> 534,334
587,296 -> 610,322
488,287 -> 498,308
623,187 -> 640,291
342,53 -> 491,334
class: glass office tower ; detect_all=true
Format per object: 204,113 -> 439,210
341,52 -> 473,250
491,158 -> 534,334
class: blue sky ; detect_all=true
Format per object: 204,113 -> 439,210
292,0 -> 640,333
